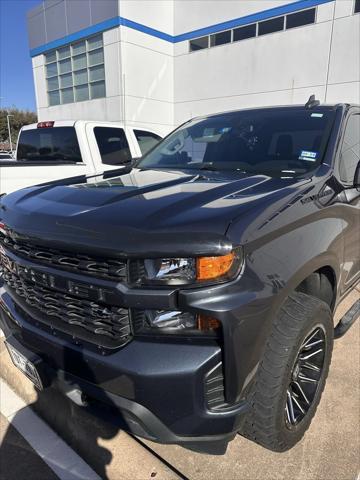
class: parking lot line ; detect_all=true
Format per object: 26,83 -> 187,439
0,379 -> 101,480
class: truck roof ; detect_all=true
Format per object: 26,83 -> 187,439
199,103 -> 359,121
21,120 -> 129,131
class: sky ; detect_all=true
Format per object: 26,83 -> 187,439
0,0 -> 41,112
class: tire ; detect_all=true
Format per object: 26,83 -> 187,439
240,291 -> 334,452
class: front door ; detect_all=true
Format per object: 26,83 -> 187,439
339,111 -> 360,292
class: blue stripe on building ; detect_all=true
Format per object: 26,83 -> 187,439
30,0 -> 334,56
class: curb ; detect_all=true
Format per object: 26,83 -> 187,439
0,379 -> 101,480
0,340 -> 182,480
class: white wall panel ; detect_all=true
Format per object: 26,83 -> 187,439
316,1 -> 335,22
173,0 -> 293,34
327,14 -> 360,86
174,86 -> 327,125
103,96 -> 124,121
120,25 -> 173,56
104,41 -> 122,98
124,94 -> 174,129
334,0 -> 355,18
120,0 -> 175,35
32,54 -> 45,68
326,81 -> 360,104
38,96 -> 123,122
103,27 -> 120,46
174,22 -> 332,103
32,57 -> 47,109
121,43 -> 173,103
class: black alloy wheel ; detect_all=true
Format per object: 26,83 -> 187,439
285,326 -> 326,427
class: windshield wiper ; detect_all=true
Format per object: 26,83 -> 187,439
198,163 -> 248,174
198,163 -> 220,171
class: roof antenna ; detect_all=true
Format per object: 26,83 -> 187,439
305,94 -> 320,109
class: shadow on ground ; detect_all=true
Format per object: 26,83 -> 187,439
0,344 -> 122,480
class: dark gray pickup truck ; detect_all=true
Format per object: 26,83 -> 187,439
0,98 -> 359,454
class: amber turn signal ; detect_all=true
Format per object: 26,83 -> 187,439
197,315 -> 221,331
196,251 -> 235,281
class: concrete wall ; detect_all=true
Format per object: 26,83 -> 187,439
30,0 -> 360,134
326,0 -> 360,103
173,0 -> 291,34
173,0 -> 360,125
118,1 -> 175,134
33,0 -> 174,135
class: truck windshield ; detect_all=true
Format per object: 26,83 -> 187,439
137,108 -> 336,178
17,127 -> 82,163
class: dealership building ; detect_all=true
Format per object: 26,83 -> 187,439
28,0 -> 360,136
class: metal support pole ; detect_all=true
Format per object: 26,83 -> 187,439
6,114 -> 13,154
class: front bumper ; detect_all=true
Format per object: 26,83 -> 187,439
0,287 -> 249,447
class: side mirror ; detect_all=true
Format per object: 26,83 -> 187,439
354,161 -> 360,188
130,157 -> 140,167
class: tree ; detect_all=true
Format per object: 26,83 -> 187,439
0,108 -> 37,148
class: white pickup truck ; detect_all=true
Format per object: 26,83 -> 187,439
0,120 -> 162,194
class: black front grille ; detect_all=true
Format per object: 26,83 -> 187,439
1,265 -> 131,348
0,233 -> 127,281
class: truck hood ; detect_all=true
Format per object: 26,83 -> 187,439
0,167 -> 306,257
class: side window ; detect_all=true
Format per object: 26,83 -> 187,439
340,114 -> 360,184
16,127 -> 82,163
134,130 -> 162,155
94,127 -> 132,165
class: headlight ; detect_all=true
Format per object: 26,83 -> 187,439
143,310 -> 196,330
130,248 -> 243,286
143,258 -> 196,284
132,309 -> 221,336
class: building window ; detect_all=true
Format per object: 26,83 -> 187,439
355,0 -> 360,13
210,30 -> 232,47
45,34 -> 105,107
258,16 -> 284,36
189,36 -> 209,51
286,9 -> 316,29
233,24 -> 257,42
189,6 -> 316,52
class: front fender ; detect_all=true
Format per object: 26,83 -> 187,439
224,200 -> 344,400
228,197 -> 344,308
